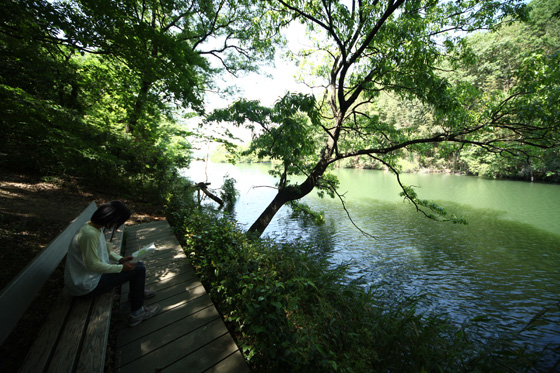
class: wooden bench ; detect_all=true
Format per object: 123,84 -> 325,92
0,202 -> 124,372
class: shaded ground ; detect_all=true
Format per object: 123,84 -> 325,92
0,168 -> 166,371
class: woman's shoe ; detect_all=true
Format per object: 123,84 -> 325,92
128,303 -> 161,327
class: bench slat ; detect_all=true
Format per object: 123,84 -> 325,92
0,201 -> 98,345
47,297 -> 93,373
18,293 -> 74,373
77,291 -> 114,373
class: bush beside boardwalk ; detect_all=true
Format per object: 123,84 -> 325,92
164,180 -> 551,372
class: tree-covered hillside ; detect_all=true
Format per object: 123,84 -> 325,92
372,0 -> 560,179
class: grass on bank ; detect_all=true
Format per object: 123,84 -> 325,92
164,179 -> 549,372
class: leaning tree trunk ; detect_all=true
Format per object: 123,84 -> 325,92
247,191 -> 292,235
247,88 -> 345,237
195,182 -> 224,207
247,156 -> 333,236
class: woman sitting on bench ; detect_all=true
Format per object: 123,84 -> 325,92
64,200 -> 160,326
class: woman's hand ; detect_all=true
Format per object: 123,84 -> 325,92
119,256 -> 134,264
122,261 -> 137,272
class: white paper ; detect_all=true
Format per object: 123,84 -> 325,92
130,242 -> 157,263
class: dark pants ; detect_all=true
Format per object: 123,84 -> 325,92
84,262 -> 146,312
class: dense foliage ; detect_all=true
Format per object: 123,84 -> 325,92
2,0 -> 558,218
0,0 -> 277,198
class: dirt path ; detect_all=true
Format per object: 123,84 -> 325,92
0,168 -> 166,371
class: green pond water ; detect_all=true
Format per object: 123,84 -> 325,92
183,161 -> 560,362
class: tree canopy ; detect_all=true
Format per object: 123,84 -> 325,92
1,0 -> 278,195
207,0 -> 560,236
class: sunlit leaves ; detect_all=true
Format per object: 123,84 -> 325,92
206,93 -> 321,171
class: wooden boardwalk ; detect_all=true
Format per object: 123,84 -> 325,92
114,220 -> 248,373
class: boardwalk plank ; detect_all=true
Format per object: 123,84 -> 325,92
206,351 -> 251,373
119,318 -> 227,373
115,221 -> 248,373
118,305 -> 220,365
142,256 -> 195,276
120,271 -> 199,302
47,298 -> 92,373
77,292 -> 113,373
119,275 -> 202,314
162,333 -> 242,373
116,286 -> 209,346
139,246 -> 186,260
19,293 -> 73,373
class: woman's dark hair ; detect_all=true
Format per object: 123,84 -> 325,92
90,201 -> 131,228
